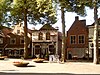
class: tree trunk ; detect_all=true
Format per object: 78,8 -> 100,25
24,8 -> 28,59
93,0 -> 99,64
61,7 -> 66,63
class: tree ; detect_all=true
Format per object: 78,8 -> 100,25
54,0 -> 100,63
55,0 -> 88,63
93,0 -> 99,64
0,0 -> 11,25
61,6 -> 66,63
11,0 -> 57,59
75,0 -> 100,64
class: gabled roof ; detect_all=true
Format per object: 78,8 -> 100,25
68,19 -> 87,32
28,29 -> 32,34
0,30 -> 5,37
39,24 -> 56,30
1,28 -> 12,37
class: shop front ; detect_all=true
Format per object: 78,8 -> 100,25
32,42 -> 56,59
5,48 -> 24,58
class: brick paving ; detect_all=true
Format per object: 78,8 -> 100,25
0,58 -> 100,75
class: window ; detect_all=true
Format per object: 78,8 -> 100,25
46,32 -> 50,40
0,30 -> 2,34
70,35 -> 76,44
10,38 -> 16,44
90,43 -> 94,47
0,38 -> 3,44
15,50 -> 19,55
0,49 -> 2,54
78,35 -> 85,44
98,31 -> 100,36
17,30 -> 20,34
20,38 -> 24,44
38,32 -> 43,40
99,20 -> 100,25
9,50 -> 14,56
20,49 -> 24,55
0,30 -> 3,35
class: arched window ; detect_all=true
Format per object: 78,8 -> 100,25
46,32 -> 50,40
38,32 -> 43,40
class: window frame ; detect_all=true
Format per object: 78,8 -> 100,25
46,32 -> 50,40
70,35 -> 76,44
78,35 -> 85,44
98,30 -> 100,36
17,30 -> 20,34
38,32 -> 43,40
20,38 -> 24,44
10,38 -> 16,44
0,38 -> 3,44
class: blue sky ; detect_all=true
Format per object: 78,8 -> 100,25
28,7 -> 100,32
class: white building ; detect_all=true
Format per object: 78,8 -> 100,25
32,24 -> 62,59
88,18 -> 100,59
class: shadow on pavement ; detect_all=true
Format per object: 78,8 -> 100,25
0,72 -> 100,75
12,65 -> 36,67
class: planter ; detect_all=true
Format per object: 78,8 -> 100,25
33,58 -> 44,63
0,57 -> 5,60
13,61 -> 29,67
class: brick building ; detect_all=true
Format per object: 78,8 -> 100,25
66,16 -> 88,59
0,23 -> 62,59
0,27 -> 12,56
0,23 -> 32,57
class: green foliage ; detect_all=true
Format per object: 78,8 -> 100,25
0,0 -> 11,25
58,0 -> 100,16
10,0 -> 57,25
0,25 -> 11,29
10,0 -> 57,58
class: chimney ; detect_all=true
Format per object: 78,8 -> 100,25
75,16 -> 79,21
81,20 -> 86,25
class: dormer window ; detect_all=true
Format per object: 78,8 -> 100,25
17,30 -> 20,34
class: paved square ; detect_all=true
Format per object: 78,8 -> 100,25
0,58 -> 100,75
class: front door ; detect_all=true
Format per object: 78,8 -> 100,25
35,45 -> 41,58
49,45 -> 55,55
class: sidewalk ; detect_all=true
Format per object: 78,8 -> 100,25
0,58 -> 100,74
